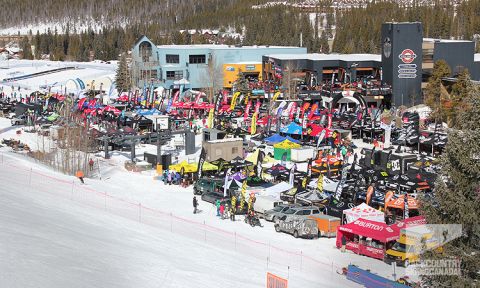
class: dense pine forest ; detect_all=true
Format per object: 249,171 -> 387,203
4,0 -> 480,61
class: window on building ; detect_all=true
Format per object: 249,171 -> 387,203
216,149 -> 223,157
232,147 -> 238,154
139,41 -> 152,62
189,54 -> 206,64
166,54 -> 180,64
166,70 -> 183,80
140,70 -> 158,80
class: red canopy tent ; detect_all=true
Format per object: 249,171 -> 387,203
336,216 -> 426,260
101,105 -> 121,116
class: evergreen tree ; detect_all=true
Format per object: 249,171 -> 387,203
319,31 -> 330,53
115,53 -> 131,92
449,69 -> 473,128
20,36 -> 33,60
424,60 -> 451,122
419,87 -> 480,287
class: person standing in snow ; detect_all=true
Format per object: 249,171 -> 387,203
89,158 -> 94,172
215,199 -> 221,216
193,196 -> 198,214
219,202 -> 225,219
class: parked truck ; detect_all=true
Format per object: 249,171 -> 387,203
385,225 -> 439,267
253,195 -> 285,215
274,216 -> 318,239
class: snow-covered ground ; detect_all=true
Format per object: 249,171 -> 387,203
0,116 -> 407,287
0,59 -> 117,96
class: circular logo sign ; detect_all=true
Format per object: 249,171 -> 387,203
383,37 -> 392,58
399,49 -> 417,64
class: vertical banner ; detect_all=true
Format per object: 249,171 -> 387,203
316,129 -> 327,148
197,147 -> 206,179
289,164 -> 296,186
224,168 -> 232,197
251,112 -> 258,135
254,100 -> 261,114
230,92 -> 240,110
317,173 -> 324,192
300,102 -> 310,120
307,159 -> 312,178
207,108 -> 214,128
256,150 -> 265,178
308,103 -> 318,119
289,102 -> 297,121
244,100 -> 252,120
404,194 -> 409,219
334,164 -> 349,200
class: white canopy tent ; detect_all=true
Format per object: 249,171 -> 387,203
342,202 -> 385,223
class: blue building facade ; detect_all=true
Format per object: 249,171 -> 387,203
131,36 -> 307,89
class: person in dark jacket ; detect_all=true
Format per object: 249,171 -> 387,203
341,235 -> 347,253
193,196 -> 199,214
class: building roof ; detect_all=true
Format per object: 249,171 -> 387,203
156,44 -> 302,50
225,61 -> 262,65
423,37 -> 473,43
264,53 -> 382,62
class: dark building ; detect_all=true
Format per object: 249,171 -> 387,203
262,54 -> 389,107
381,22 -> 423,107
423,39 -> 480,80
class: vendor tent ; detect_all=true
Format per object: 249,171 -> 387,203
202,162 -> 218,171
343,203 -> 385,223
295,190 -> 329,204
338,218 -> 400,243
264,134 -> 301,144
386,195 -> 419,210
245,149 -> 259,163
169,160 -> 197,173
280,122 -> 303,135
264,134 -> 285,144
265,164 -> 288,177
262,182 -> 293,198
273,140 -> 301,161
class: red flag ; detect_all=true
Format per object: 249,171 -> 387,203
327,113 -> 332,129
254,101 -> 261,114
308,103 -> 318,119
289,102 -> 297,121
244,100 -> 252,120
78,98 -> 87,109
300,102 -> 310,119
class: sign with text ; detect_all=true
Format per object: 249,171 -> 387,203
267,273 -> 288,288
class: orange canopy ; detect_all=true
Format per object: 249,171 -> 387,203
386,195 -> 418,210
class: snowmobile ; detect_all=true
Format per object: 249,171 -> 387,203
244,212 -> 262,227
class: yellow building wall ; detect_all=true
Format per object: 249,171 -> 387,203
223,63 -> 263,88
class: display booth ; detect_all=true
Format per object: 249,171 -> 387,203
273,140 -> 301,161
336,216 -> 426,260
343,203 -> 385,224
